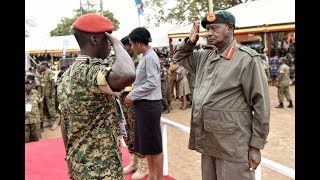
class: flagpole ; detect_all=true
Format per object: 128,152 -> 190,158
138,13 -> 141,27
80,0 -> 83,15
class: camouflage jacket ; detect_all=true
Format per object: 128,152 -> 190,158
57,58 -> 124,180
41,69 -> 55,94
25,89 -> 42,124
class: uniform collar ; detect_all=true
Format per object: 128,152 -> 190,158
75,55 -> 104,63
219,39 -> 237,60
75,55 -> 91,62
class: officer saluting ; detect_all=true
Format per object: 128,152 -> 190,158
173,10 -> 270,180
57,13 -> 135,180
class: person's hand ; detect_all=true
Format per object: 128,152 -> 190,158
105,32 -> 122,46
189,21 -> 200,44
248,147 -> 261,170
124,95 -> 133,106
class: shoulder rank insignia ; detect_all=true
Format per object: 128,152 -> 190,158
225,46 -> 235,60
239,45 -> 259,57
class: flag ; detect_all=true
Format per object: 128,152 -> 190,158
135,0 -> 144,15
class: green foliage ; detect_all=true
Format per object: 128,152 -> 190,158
50,0 -> 119,36
144,0 -> 250,26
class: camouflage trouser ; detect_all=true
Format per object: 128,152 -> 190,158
43,92 -> 58,122
119,92 -> 145,158
278,86 -> 292,102
161,88 -> 169,111
167,77 -> 172,108
25,123 -> 40,143
67,149 -> 125,180
37,87 -> 45,124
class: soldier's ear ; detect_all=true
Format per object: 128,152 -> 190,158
90,34 -> 98,46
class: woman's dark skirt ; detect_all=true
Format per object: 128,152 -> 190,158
133,99 -> 163,155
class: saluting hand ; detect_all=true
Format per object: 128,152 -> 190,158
189,21 -> 200,44
105,32 -> 122,47
248,147 -> 261,171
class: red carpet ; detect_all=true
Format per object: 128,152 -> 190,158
25,138 -> 174,180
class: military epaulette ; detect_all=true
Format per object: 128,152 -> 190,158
239,45 -> 259,57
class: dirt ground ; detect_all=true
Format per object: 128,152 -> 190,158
40,85 -> 295,180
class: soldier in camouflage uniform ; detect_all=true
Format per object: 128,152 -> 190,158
26,66 -> 43,127
160,60 -> 170,114
39,62 -> 58,130
275,57 -> 293,108
25,75 -> 43,143
57,14 -> 135,180
30,65 -> 46,131
173,10 -> 270,180
164,60 -> 172,109
186,69 -> 195,107
119,35 -> 149,180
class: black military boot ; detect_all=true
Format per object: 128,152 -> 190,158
39,122 -> 44,132
276,102 -> 284,108
288,101 -> 294,108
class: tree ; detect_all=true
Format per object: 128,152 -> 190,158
144,0 -> 252,26
50,0 -> 120,36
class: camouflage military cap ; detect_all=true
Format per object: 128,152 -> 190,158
201,10 -> 236,28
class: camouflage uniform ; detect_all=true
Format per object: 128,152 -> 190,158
118,90 -> 144,158
57,58 -> 124,180
25,89 -> 42,143
33,69 -> 45,125
186,71 -> 195,104
40,68 -> 57,124
133,54 -> 140,67
114,54 -> 144,158
160,66 -> 169,111
277,63 -> 292,102
166,69 -> 172,109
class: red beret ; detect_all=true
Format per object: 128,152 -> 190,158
73,13 -> 114,33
